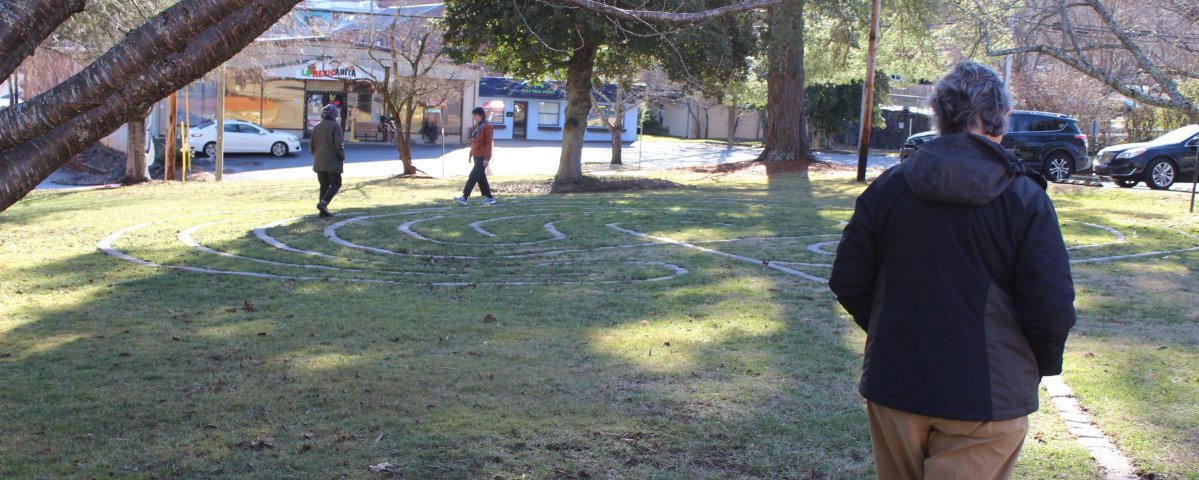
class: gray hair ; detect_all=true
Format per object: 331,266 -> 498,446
929,60 -> 1012,137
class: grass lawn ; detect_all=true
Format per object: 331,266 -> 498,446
0,169 -> 1194,479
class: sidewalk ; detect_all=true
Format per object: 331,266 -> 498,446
33,139 -> 900,190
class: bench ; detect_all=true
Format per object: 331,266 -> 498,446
354,122 -> 389,142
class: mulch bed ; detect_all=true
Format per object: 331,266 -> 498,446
493,176 -> 688,195
58,144 -> 128,185
681,159 -> 852,178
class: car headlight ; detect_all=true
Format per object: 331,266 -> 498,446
1116,148 -> 1147,159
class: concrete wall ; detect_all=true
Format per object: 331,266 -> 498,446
655,101 -> 763,140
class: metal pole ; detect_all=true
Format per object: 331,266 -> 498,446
855,0 -> 882,183
215,67 -> 226,182
638,110 -> 643,169
441,125 -> 446,179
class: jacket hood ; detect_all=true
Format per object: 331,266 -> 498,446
902,133 -> 1036,206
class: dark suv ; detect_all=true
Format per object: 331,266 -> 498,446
900,110 -> 1090,181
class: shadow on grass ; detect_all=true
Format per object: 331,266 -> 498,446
0,178 -> 874,479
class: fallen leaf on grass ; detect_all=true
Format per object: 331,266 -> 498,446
483,314 -> 497,323
242,300 -> 255,312
367,462 -> 396,473
231,439 -> 274,450
257,332 -> 269,337
0,352 -> 11,358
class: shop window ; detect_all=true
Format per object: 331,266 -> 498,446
538,101 -> 560,126
587,105 -> 613,128
483,99 -> 505,124
261,79 -> 304,130
225,77 -> 263,125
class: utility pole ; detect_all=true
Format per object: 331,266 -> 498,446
855,0 -> 882,183
215,67 -> 226,182
165,92 -> 178,181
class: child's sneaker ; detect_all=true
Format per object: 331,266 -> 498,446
454,196 -> 468,205
481,197 -> 497,206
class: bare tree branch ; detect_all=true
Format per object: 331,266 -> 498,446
549,0 -> 781,25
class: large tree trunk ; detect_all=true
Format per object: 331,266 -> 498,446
0,0 -> 303,212
124,113 -> 149,184
609,123 -> 623,165
757,0 -> 811,164
726,99 -> 737,147
0,0 -> 252,151
556,43 -> 598,183
397,99 -> 417,175
0,0 -> 86,83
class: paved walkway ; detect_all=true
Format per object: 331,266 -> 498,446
35,140 -> 900,190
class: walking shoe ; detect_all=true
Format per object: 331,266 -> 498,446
481,197 -> 497,206
317,201 -> 331,217
454,196 -> 468,206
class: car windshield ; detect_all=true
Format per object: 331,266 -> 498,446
1152,125 -> 1199,145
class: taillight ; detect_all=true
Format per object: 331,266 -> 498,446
1075,134 -> 1088,149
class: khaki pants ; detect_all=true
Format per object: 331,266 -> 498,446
867,401 -> 1028,480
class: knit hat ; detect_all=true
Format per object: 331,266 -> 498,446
321,104 -> 339,120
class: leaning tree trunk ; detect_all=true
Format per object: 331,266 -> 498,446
124,112 -> 149,183
0,0 -> 252,151
0,0 -> 86,85
757,0 -> 811,164
556,43 -> 598,183
0,0 -> 303,212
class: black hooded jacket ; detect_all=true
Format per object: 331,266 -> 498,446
830,133 -> 1076,422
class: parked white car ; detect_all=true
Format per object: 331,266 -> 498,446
187,120 -> 302,158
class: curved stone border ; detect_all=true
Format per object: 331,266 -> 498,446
100,212 -> 691,286
1042,376 -> 1139,480
607,223 -> 830,284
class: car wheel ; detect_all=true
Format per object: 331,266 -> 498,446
1144,158 -> 1177,190
203,142 -> 217,158
1042,153 -> 1073,182
270,141 -> 288,157
1114,178 -> 1139,188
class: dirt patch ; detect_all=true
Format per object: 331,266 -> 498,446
681,159 -> 852,178
493,176 -> 688,195
58,144 -> 127,185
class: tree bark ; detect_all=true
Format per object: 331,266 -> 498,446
727,99 -> 737,147
0,0 -> 303,212
0,0 -> 86,83
609,121 -> 623,165
556,43 -> 598,183
397,98 -> 418,175
125,113 -> 149,184
757,0 -> 811,164
0,0 -> 253,151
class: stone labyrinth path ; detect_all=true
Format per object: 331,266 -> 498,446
96,195 -> 1199,477
99,196 -> 1199,288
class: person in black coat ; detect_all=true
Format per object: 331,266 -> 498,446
829,60 -> 1076,480
310,104 -> 345,218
